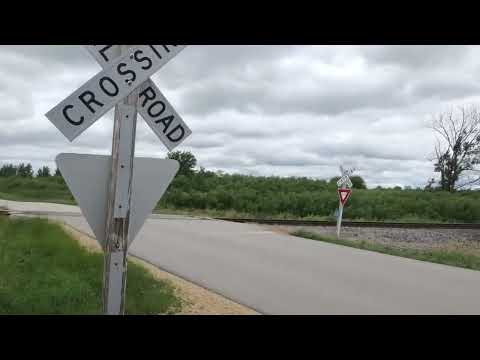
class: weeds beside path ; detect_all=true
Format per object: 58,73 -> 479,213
292,229 -> 480,271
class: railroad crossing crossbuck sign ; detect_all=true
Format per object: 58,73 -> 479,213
45,45 -> 191,315
337,165 -> 353,188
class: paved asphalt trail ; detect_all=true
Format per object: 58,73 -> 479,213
3,200 -> 480,314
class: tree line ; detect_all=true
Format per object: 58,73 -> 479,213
0,163 -> 61,178
0,153 -> 478,222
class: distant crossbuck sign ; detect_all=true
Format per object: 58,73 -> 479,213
46,45 -> 191,150
337,175 -> 352,188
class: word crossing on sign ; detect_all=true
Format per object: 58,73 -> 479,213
84,45 -> 191,150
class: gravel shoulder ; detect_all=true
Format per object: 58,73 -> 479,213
267,224 -> 480,255
61,222 -> 259,315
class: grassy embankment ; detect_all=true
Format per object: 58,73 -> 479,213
292,229 -> 480,271
0,176 -> 75,205
0,216 -> 181,314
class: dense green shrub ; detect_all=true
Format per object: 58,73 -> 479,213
158,172 -> 480,222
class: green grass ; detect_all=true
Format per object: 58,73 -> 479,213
0,176 -> 75,205
154,207 -> 335,220
154,207 -> 465,224
291,229 -> 480,271
0,216 -> 182,314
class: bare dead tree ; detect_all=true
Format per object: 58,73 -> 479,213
430,105 -> 480,192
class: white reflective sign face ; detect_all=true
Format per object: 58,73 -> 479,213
46,45 -> 186,141
84,45 -> 191,150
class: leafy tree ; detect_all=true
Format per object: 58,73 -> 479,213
37,166 -> 51,177
350,176 -> 367,189
167,150 -> 197,177
329,176 -> 341,185
54,168 -> 62,177
0,164 -> 17,177
17,163 -> 33,178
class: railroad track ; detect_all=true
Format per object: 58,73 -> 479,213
0,209 -> 10,217
1,208 -> 478,229
215,218 -> 480,230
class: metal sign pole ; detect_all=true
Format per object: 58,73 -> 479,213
336,200 -> 344,239
102,45 -> 139,315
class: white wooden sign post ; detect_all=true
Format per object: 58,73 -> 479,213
45,45 -> 191,315
336,166 -> 354,239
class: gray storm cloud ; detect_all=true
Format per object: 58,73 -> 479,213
0,45 -> 479,188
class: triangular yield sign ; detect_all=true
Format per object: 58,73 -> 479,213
56,153 -> 179,249
338,188 -> 352,206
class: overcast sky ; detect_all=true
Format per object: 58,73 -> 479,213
1,45 -> 479,188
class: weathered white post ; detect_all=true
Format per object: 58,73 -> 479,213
336,196 -> 344,239
102,45 -> 139,315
